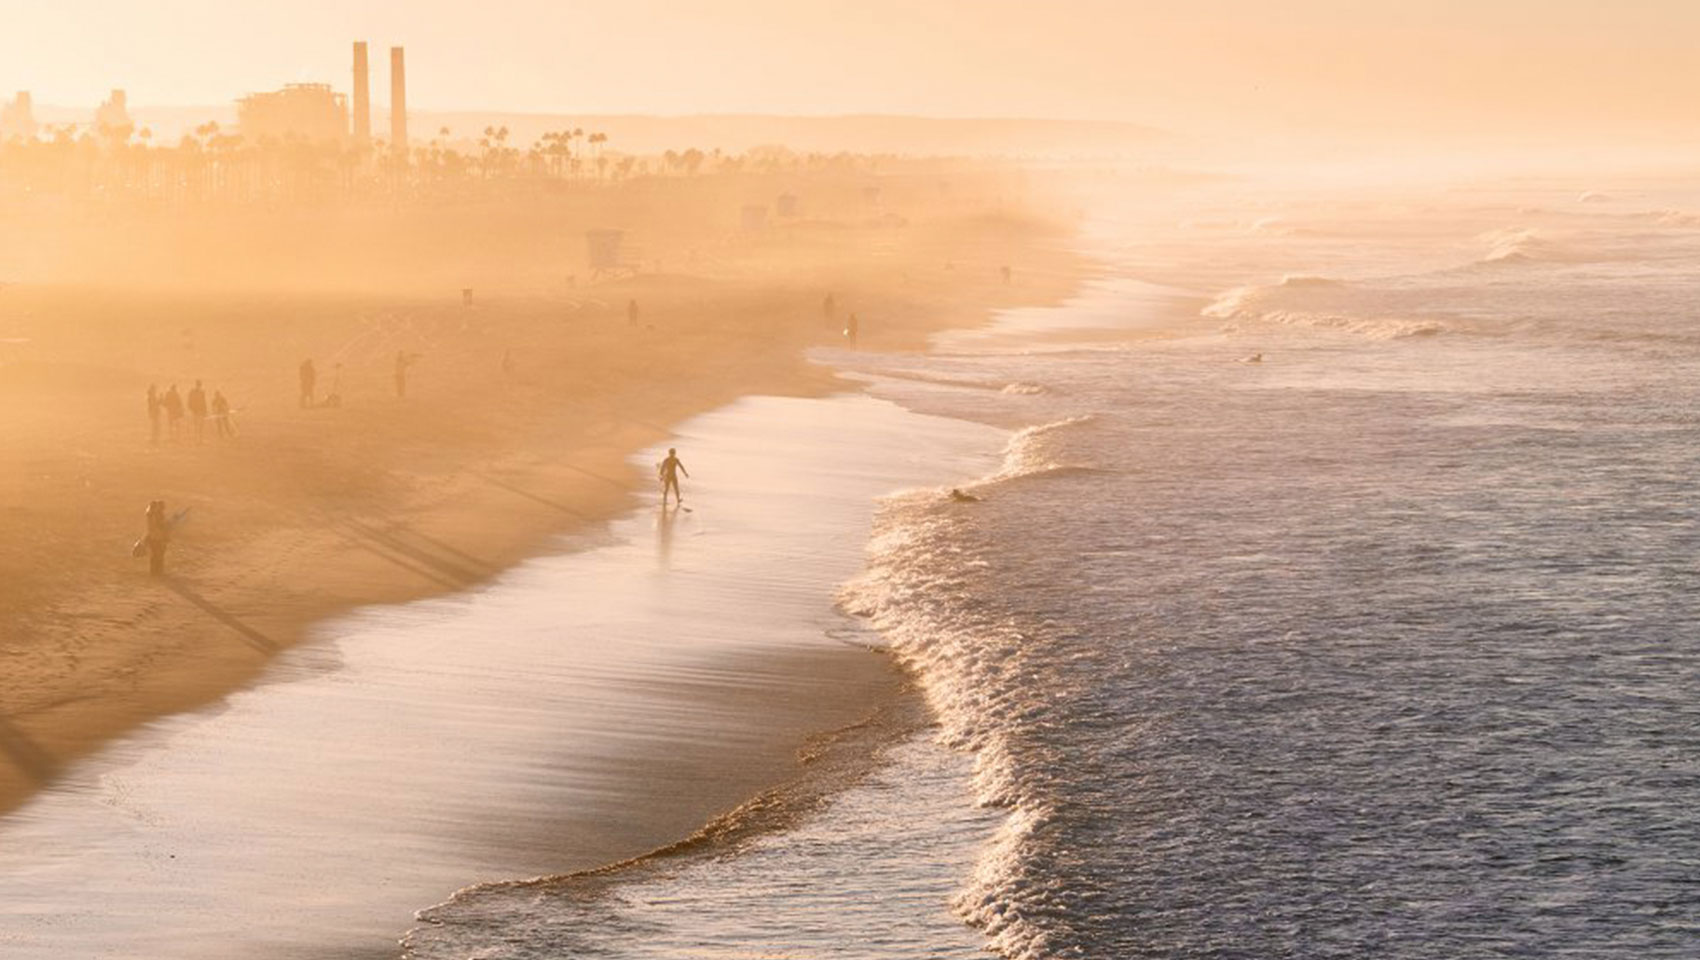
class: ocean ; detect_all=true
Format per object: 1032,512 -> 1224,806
410,175 -> 1700,958
6,173 -> 1698,959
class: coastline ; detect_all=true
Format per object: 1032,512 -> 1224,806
0,210 -> 1085,820
0,390 -> 1014,957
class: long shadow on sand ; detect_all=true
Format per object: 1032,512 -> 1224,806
335,518 -> 490,588
476,471 -> 595,519
165,579 -> 278,654
0,714 -> 57,786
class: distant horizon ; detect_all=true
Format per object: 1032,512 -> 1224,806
22,101 -> 1160,127
7,1 -> 1699,146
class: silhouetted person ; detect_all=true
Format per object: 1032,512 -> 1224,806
163,384 -> 184,440
658,447 -> 689,507
147,384 -> 162,445
1001,265 -> 1012,285
299,358 -> 316,408
627,298 -> 639,327
822,293 -> 836,323
844,313 -> 859,348
187,380 -> 208,443
212,390 -> 234,439
142,499 -> 170,576
394,351 -> 421,398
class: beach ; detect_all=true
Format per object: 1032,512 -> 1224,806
0,169 -> 1087,955
0,176 -> 1081,819
0,390 -> 1011,956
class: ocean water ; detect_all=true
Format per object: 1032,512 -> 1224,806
414,177 -> 1700,958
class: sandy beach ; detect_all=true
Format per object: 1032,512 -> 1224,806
0,168 -> 1083,955
0,390 -> 1010,957
0,171 -> 1082,818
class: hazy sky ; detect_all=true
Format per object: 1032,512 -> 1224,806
4,0 -> 1696,140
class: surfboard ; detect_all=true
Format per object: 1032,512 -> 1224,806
130,508 -> 192,556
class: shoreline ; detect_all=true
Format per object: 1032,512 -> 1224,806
0,390 -> 1016,957
0,212 -> 1086,820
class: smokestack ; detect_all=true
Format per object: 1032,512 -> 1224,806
352,42 -> 370,144
389,46 -> 407,158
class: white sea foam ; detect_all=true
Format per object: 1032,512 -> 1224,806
1203,277 -> 1444,340
834,415 -> 1107,958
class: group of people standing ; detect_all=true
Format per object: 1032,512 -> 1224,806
147,381 -> 235,445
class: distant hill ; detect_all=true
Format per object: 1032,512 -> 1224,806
27,106 -> 1161,157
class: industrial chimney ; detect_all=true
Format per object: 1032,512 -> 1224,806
389,46 -> 407,158
352,42 -> 370,144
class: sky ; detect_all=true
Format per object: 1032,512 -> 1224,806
2,0 -> 1696,142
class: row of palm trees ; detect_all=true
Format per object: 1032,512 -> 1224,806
0,122 -> 889,203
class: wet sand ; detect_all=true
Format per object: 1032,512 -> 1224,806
0,393 -> 1005,957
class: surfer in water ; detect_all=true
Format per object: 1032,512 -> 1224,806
658,447 -> 690,507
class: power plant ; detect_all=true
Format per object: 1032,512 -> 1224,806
232,41 -> 404,154
237,84 -> 349,144
389,46 -> 407,156
352,42 -> 371,145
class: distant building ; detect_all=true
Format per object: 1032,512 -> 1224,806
586,229 -> 625,271
95,89 -> 131,138
0,92 -> 36,141
237,83 -> 349,144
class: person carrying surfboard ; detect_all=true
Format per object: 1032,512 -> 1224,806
657,448 -> 690,507
133,500 -> 191,576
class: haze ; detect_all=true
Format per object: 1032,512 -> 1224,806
6,0 -> 1698,144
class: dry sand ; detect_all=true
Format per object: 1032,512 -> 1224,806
0,174 -> 1082,821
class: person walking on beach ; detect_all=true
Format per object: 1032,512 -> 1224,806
299,358 -> 316,408
163,384 -> 185,441
658,447 -> 689,507
394,350 -> 422,399
211,390 -> 235,439
147,384 -> 162,445
140,499 -> 171,576
844,313 -> 859,348
627,298 -> 640,327
187,380 -> 208,443
822,292 -> 836,324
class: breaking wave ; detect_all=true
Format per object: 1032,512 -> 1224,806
1202,277 -> 1444,340
1476,227 -> 1587,265
838,414 -> 1104,958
